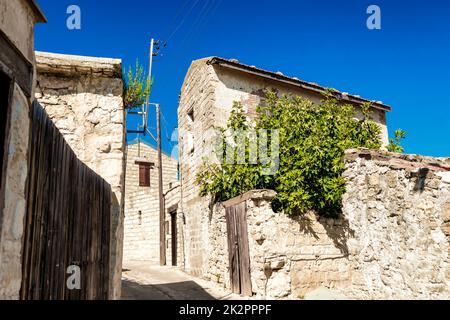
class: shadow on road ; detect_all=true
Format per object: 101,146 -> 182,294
121,278 -> 216,300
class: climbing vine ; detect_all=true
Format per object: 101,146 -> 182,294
195,91 -> 382,217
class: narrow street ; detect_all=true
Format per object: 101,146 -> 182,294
121,262 -> 244,300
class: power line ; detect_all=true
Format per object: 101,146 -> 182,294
177,0 -> 223,52
177,0 -> 214,47
160,109 -> 175,146
164,0 -> 202,45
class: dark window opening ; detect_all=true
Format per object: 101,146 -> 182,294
138,163 -> 152,187
0,70 -> 12,191
187,108 -> 194,122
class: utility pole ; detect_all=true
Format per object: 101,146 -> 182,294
156,103 -> 166,266
144,39 -> 155,136
144,38 -> 166,265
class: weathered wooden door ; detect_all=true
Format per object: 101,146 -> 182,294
225,202 -> 252,296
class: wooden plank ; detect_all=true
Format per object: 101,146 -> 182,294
21,102 -> 39,298
22,102 -> 114,300
235,202 -> 252,297
226,206 -> 240,294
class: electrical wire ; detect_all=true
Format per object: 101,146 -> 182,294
164,0 -> 202,44
177,0 -> 223,52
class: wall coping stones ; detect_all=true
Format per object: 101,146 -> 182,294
222,189 -> 277,207
35,51 -> 122,78
345,148 -> 450,172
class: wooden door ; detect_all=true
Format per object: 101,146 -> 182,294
225,202 -> 252,296
171,212 -> 177,266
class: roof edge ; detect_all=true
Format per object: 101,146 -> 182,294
26,0 -> 47,23
206,57 -> 391,112
127,138 -> 178,161
35,51 -> 122,78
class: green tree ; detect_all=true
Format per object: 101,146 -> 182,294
387,129 -> 407,153
123,59 -> 152,109
195,91 -> 382,217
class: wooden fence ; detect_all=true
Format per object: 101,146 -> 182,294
20,101 -> 111,300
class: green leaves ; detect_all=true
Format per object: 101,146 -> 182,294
123,59 -> 152,109
387,129 -> 407,153
195,91 -> 382,217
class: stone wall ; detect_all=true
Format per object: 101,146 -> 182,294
0,84 -> 31,299
342,148 -> 450,299
0,0 -> 44,300
0,0 -> 40,63
204,150 -> 450,299
34,51 -> 126,299
123,140 -> 179,264
178,58 -> 217,275
207,190 -> 353,299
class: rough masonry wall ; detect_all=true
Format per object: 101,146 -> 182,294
123,142 -> 179,264
0,84 -> 31,299
178,58 -> 218,276
342,149 -> 450,299
206,150 -> 450,299
207,190 -> 353,299
0,0 -> 38,299
0,0 -> 36,62
34,52 -> 126,299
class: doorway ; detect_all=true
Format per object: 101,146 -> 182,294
170,212 -> 177,266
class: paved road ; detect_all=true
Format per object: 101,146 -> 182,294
121,261 -> 243,300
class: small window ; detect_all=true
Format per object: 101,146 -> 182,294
139,164 -> 151,187
187,108 -> 194,122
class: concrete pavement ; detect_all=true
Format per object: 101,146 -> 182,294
121,261 -> 244,300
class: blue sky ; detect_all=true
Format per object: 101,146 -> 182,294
35,0 -> 450,156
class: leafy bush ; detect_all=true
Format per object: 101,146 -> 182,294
387,129 -> 407,153
195,91 -> 382,217
123,59 -> 152,109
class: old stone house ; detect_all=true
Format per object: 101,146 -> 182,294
177,57 -> 450,299
178,56 -> 391,277
0,0 -> 127,299
123,139 -> 181,266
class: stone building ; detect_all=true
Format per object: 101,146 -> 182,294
0,0 -> 46,299
123,139 -> 181,266
34,51 -> 126,299
177,57 -> 450,299
178,57 -> 391,278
